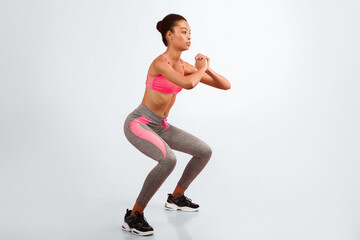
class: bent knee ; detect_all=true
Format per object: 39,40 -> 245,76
160,154 -> 177,172
197,143 -> 212,160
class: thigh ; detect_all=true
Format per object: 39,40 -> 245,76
123,112 -> 175,161
159,122 -> 212,157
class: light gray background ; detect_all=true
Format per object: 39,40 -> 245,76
1,0 -> 359,239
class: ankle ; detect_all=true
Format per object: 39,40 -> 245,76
172,185 -> 186,196
131,202 -> 145,215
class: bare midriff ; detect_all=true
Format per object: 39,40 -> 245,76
141,86 -> 177,118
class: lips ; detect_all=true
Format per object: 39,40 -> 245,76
187,42 -> 191,45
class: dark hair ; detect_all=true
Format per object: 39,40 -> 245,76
156,14 -> 187,47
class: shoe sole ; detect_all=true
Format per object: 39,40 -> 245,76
164,202 -> 199,212
122,222 -> 154,236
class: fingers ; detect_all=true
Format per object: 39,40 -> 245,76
195,53 -> 209,61
195,53 -> 203,60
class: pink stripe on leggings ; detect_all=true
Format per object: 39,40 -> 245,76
129,116 -> 167,159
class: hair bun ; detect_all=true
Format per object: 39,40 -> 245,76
156,21 -> 163,32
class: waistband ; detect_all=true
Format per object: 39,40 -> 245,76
135,103 -> 167,121
134,103 -> 169,129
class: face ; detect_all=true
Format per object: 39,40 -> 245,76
167,20 -> 191,50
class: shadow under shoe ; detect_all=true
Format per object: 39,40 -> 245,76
122,209 -> 154,236
165,193 -> 200,212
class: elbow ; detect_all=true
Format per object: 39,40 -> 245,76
225,80 -> 231,90
182,76 -> 194,90
184,81 -> 194,90
223,83 -> 231,90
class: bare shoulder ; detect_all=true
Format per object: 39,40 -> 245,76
148,54 -> 168,76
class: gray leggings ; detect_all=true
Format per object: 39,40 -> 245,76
123,103 -> 212,208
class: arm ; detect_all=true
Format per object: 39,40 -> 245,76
183,61 -> 231,90
155,58 -> 207,90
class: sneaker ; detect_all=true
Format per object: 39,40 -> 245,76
121,209 -> 154,236
164,193 -> 200,212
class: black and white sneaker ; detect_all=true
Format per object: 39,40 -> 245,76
121,209 -> 154,236
164,193 -> 200,212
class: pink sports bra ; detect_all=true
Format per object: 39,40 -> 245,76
145,53 -> 184,94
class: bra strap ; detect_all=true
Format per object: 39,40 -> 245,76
162,54 -> 185,75
161,53 -> 172,65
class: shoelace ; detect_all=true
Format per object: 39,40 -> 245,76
162,118 -> 169,129
174,194 -> 192,204
181,195 -> 193,203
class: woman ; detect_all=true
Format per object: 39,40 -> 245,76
122,13 -> 231,236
